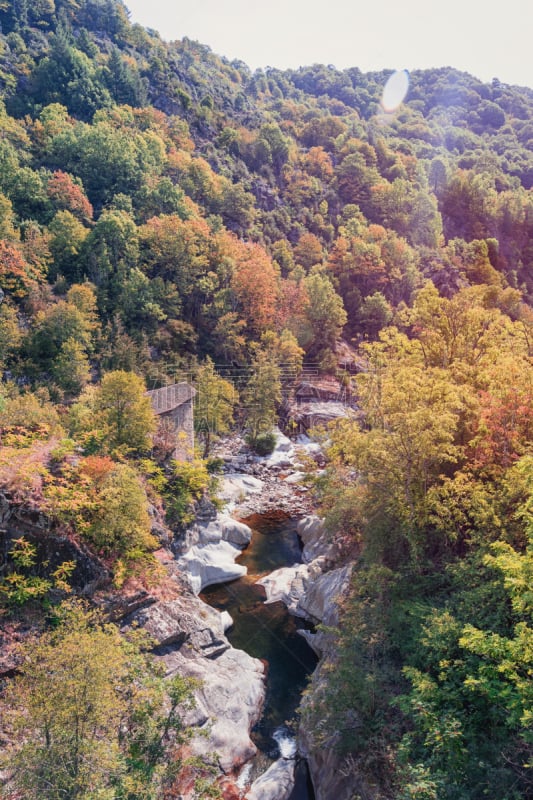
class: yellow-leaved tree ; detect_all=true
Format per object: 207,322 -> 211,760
1,601 -> 200,800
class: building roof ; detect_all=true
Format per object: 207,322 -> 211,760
146,382 -> 196,415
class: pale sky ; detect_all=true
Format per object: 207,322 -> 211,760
124,0 -> 533,89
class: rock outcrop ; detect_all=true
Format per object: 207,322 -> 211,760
123,592 -> 266,775
256,561 -> 323,618
256,514 -> 351,657
276,516 -> 356,800
219,474 -> 265,509
290,401 -> 356,432
175,513 -> 253,594
297,732 -> 361,800
288,374 -> 360,434
252,512 -> 357,800
298,564 -> 352,627
296,514 -> 336,564
245,757 -> 295,800
0,491 -> 109,594
166,645 -> 265,772
177,541 -> 248,595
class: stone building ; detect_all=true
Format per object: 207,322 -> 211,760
146,382 -> 196,460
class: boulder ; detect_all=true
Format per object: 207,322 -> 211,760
219,474 -> 265,507
295,434 -> 323,455
283,471 -> 306,485
125,592 -> 266,776
256,564 -> 308,615
165,646 -> 265,773
297,564 -> 352,626
122,594 -> 226,648
177,541 -> 247,595
296,515 -> 336,563
245,757 -> 295,800
292,401 -> 355,432
175,512 -> 253,594
178,513 -> 252,553
256,560 -> 324,617
212,514 -> 253,548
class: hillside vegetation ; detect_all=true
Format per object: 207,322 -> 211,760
0,1 -> 531,798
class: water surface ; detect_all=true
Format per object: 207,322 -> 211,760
200,513 -> 317,763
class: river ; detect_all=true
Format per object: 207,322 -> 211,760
201,512 -> 317,798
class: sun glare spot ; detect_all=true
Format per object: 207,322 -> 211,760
381,69 -> 410,112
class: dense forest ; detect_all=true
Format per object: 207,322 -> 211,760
0,0 -> 531,798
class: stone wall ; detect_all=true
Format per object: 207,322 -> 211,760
158,399 -> 194,460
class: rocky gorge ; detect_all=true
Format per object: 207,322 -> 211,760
0,428 -> 356,800
151,428 -> 358,800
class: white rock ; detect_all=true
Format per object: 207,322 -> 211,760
298,564 -> 353,625
273,429 -> 293,452
295,435 -> 323,458
220,610 -> 234,631
283,471 -> 306,484
218,514 -> 253,547
258,428 -> 296,468
256,560 -> 324,617
177,541 -> 247,594
245,757 -> 295,800
257,564 -> 305,614
177,512 -> 252,594
180,512 -> 252,552
296,515 -> 335,563
123,594 -> 226,647
219,474 -> 265,505
197,513 -> 252,548
164,645 -> 265,773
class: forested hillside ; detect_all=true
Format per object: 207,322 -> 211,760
0,1 -> 531,798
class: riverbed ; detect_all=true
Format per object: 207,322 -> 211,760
201,512 -> 317,796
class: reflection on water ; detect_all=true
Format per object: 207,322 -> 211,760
200,513 -> 318,757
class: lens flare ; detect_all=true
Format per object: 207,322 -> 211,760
381,69 -> 410,112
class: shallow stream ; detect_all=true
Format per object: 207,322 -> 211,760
200,512 -> 317,797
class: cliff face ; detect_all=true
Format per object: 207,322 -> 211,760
258,514 -> 382,800
241,512 -> 356,799
0,491 -> 109,595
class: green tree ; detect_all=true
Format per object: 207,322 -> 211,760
105,46 -> 148,107
51,337 -> 91,396
301,271 -> 347,359
244,347 -> 282,447
81,208 -> 139,311
194,358 -> 237,457
358,291 -> 393,339
85,462 -> 157,556
95,370 -> 156,453
0,301 -> 21,371
48,210 -> 89,282
328,354 -> 463,562
1,602 -> 199,800
25,299 -> 93,374
30,30 -> 112,121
